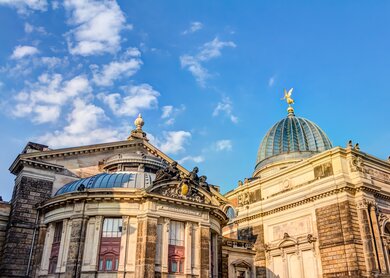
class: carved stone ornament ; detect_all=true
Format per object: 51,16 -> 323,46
350,155 -> 364,172
155,180 -> 208,204
356,198 -> 376,210
237,191 -> 250,207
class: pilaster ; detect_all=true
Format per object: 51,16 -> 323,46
135,216 -> 157,278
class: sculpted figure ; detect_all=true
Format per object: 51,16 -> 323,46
155,161 -> 180,181
199,175 -> 210,191
189,167 -> 199,184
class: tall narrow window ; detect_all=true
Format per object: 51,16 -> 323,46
98,218 -> 122,272
168,221 -> 185,273
48,222 -> 63,274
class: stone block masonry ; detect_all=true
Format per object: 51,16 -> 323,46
316,200 -> 366,278
0,176 -> 53,277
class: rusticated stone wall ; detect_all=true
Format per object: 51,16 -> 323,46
252,224 -> 266,278
135,217 -> 157,278
0,176 -> 52,277
0,201 -> 10,259
200,226 -> 210,278
316,200 -> 366,277
65,216 -> 88,278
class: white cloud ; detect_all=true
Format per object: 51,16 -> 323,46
197,38 -> 236,61
182,21 -> 203,35
149,131 -> 191,155
178,155 -> 204,164
40,56 -> 62,68
216,139 -> 232,151
268,75 -> 276,87
24,23 -> 46,34
180,37 -> 236,86
92,48 -> 142,86
161,106 -> 173,119
11,45 -> 39,59
12,73 -> 91,123
64,0 -> 127,56
0,0 -> 47,14
180,55 -> 209,87
37,99 -> 123,148
160,105 -> 185,125
213,97 -> 238,123
98,83 -> 159,116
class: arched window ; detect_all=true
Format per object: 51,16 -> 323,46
226,207 -> 236,221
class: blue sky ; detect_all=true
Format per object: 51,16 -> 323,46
0,1 -> 389,201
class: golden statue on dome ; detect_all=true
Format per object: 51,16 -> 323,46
282,88 -> 295,115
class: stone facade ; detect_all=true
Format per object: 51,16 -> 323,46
0,175 -> 53,277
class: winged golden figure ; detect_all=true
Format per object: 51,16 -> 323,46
282,88 -> 294,105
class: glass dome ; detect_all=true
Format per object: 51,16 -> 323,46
255,113 -> 332,172
55,171 -> 155,196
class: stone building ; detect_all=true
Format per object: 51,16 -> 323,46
223,97 -> 390,277
0,91 -> 389,278
0,115 -> 252,278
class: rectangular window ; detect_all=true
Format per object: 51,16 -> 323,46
169,221 -> 184,246
98,218 -> 122,272
48,222 -> 63,274
168,221 -> 185,273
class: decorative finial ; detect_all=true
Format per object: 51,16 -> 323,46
134,113 -> 144,131
282,88 -> 295,116
128,114 -> 148,140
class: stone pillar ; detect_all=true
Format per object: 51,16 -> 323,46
369,205 -> 388,274
135,216 -> 157,278
357,199 -> 379,274
184,222 -> 192,276
65,213 -> 88,278
193,223 -> 200,276
0,175 -> 53,277
39,223 -> 54,276
218,235 -> 223,278
81,216 -> 102,274
60,218 -> 73,273
125,217 -> 138,275
118,216 -> 130,275
56,219 -> 69,273
32,221 -> 47,277
161,218 -> 170,277
200,225 -> 210,278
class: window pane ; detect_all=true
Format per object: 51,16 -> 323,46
99,259 -> 103,271
115,259 -> 119,270
172,261 -> 177,272
102,218 -> 123,238
106,259 -> 112,270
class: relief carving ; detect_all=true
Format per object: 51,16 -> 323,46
314,162 -> 333,179
350,155 -> 364,172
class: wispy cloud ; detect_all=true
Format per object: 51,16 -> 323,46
0,0 -> 47,14
213,97 -> 238,123
161,104 -> 185,125
178,155 -> 204,164
180,37 -> 236,86
11,45 -> 39,59
149,131 -> 192,155
215,139 -> 232,151
92,48 -> 142,86
182,21 -> 203,35
24,23 -> 46,34
268,75 -> 276,87
64,0 -> 127,56
98,83 -> 159,117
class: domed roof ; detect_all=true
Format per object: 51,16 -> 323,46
55,171 -> 155,196
255,111 -> 332,172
